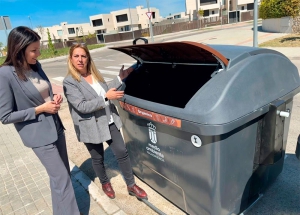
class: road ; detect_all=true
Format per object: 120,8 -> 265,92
40,23 -> 300,215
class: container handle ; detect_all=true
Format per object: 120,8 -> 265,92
133,38 -> 148,45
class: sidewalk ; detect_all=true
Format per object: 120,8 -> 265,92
0,123 -> 126,215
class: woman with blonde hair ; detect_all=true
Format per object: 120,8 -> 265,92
63,43 -> 147,200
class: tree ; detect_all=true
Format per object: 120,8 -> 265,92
198,9 -> 204,17
259,0 -> 300,19
198,9 -> 204,28
79,26 -> 86,43
281,0 -> 300,17
87,31 -> 96,39
47,28 -> 56,55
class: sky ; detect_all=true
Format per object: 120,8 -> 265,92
0,0 -> 186,28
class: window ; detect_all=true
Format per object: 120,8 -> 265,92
174,15 -> 181,19
200,0 -> 217,5
247,3 -> 254,10
116,14 -> 128,22
242,6 -> 245,10
204,10 -> 209,17
124,25 -> 130,31
57,30 -> 63,36
92,19 -> 103,27
68,28 -> 75,34
152,12 -> 156,19
212,11 -> 215,15
108,18 -> 109,22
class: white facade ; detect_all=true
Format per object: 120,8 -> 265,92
90,5 -> 160,34
186,0 -> 222,21
165,12 -> 189,20
135,6 -> 161,29
90,14 -> 116,34
185,0 -> 254,21
34,22 -> 94,44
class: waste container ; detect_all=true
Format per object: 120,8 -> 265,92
110,41 -> 300,215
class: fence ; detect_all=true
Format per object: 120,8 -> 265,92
42,37 -> 98,50
102,12 -> 258,43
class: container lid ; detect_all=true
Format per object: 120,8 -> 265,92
110,41 -> 229,67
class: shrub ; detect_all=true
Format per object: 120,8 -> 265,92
260,0 -> 300,19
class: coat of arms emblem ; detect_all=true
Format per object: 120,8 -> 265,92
147,122 -> 157,144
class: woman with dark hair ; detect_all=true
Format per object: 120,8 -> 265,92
0,26 -> 81,215
63,43 -> 148,200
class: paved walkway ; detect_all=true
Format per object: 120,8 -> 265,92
0,123 -> 125,215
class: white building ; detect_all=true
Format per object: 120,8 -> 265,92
90,5 -> 160,41
185,0 -> 254,22
34,22 -> 94,45
164,12 -> 189,20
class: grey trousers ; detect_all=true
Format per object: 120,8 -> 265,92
32,132 -> 80,215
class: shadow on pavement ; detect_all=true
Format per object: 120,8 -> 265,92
78,146 -> 121,183
246,154 -> 300,215
251,26 -> 265,32
70,173 -> 91,215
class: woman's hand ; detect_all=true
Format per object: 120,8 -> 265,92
53,94 -> 63,104
105,88 -> 124,100
119,65 -> 134,80
35,101 -> 61,115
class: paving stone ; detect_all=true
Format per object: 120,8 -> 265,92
31,190 -> 42,201
25,203 -> 38,214
13,207 -> 27,215
0,203 -> 13,215
10,200 -> 23,212
18,187 -> 29,198
21,194 -> 34,205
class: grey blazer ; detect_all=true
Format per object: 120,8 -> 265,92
63,75 -> 122,144
0,64 -> 62,148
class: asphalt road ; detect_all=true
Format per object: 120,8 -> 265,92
40,23 -> 300,215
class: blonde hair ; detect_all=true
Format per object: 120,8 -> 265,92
67,44 -> 105,82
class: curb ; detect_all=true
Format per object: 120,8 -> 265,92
69,160 -> 127,215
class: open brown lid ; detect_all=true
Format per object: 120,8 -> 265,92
110,41 -> 229,67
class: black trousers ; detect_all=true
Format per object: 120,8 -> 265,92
84,123 -> 135,187
32,131 -> 80,215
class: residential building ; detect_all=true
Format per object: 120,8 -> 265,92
34,22 -> 94,45
90,6 -> 160,41
186,0 -> 255,23
165,12 -> 189,20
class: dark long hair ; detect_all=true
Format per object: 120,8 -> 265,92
1,26 -> 41,79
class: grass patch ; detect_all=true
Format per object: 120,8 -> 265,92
259,34 -> 300,47
0,44 -> 105,65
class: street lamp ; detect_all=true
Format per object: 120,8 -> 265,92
235,0 -> 238,23
146,0 -> 154,42
0,16 -> 9,42
196,0 -> 199,29
128,0 -> 135,39
253,0 -> 258,47
28,16 -> 33,29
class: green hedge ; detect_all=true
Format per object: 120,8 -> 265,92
259,0 -> 300,19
